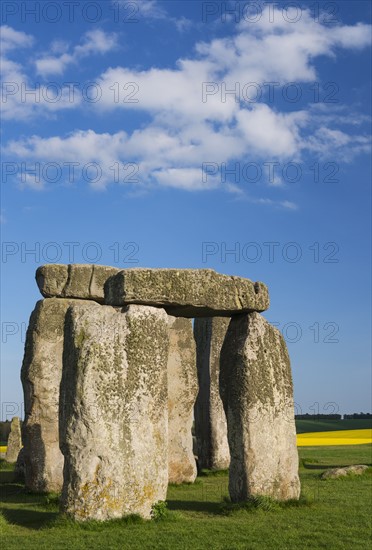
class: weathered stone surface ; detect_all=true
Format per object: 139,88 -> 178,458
36,264 -> 120,303
5,417 -> 22,463
60,302 -> 169,521
321,465 -> 369,479
21,297 -> 86,492
167,316 -> 198,483
105,268 -> 269,317
35,264 -> 69,298
194,317 -> 230,470
220,312 -> 300,501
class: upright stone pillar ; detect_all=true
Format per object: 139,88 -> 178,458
21,265 -> 122,492
5,417 -> 22,463
60,303 -> 169,521
21,298 -> 86,492
194,317 -> 230,470
220,312 -> 300,501
167,316 -> 198,483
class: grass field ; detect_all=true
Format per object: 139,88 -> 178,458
295,418 -> 372,434
1,443 -> 371,550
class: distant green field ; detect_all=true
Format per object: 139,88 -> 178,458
295,418 -> 372,434
1,445 -> 371,550
300,444 -> 372,468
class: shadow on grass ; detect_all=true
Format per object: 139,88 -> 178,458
167,499 -> 222,515
45,513 -> 145,531
1,506 -> 58,530
0,459 -> 15,472
0,482 -> 31,502
0,471 -> 18,484
198,469 -> 229,478
220,494 -> 314,515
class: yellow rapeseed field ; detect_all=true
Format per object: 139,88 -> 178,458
297,429 -> 372,446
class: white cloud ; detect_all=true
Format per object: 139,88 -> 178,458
0,25 -> 33,52
331,22 -> 372,49
2,10 -> 371,195
0,26 -> 83,120
115,0 -> 192,30
305,127 -> 371,161
35,53 -> 73,77
243,196 -> 299,210
308,103 -> 372,127
35,29 -> 117,77
4,130 -> 127,190
280,200 -> 298,210
153,168 -> 220,190
236,105 -> 308,158
50,39 -> 69,54
1,28 -> 117,119
93,8 -> 370,125
0,27 -> 35,118
5,105 -> 368,193
137,0 -> 167,19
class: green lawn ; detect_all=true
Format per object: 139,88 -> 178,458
295,418 -> 372,434
1,445 -> 371,550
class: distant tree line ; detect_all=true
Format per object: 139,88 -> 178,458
295,413 -> 342,420
295,413 -> 371,420
343,413 -> 372,419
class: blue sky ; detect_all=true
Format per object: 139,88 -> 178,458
1,0 -> 371,420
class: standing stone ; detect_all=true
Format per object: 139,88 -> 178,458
194,318 -> 230,470
21,298 -> 86,492
5,417 -> 22,463
60,303 -> 169,521
220,312 -> 300,501
167,316 -> 198,484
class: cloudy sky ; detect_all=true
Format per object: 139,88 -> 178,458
1,1 -> 371,418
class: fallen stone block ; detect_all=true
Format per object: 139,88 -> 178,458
321,465 -> 369,479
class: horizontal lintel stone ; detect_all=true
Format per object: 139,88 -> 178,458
104,268 -> 269,317
36,264 -> 120,303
